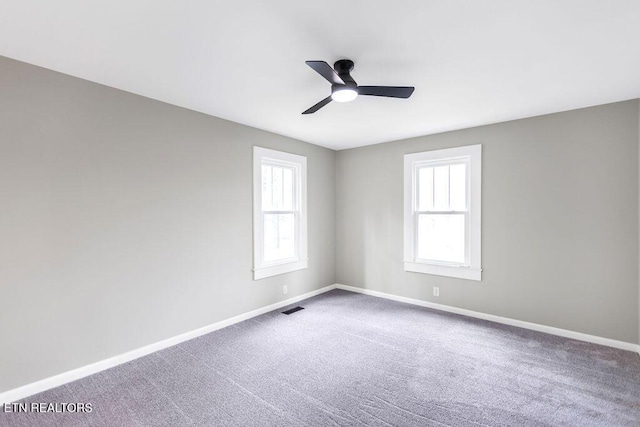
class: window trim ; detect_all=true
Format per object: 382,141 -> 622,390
403,144 -> 482,281
253,146 -> 308,280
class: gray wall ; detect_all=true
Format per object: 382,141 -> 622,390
336,100 -> 640,344
1,54 -> 638,396
0,56 -> 336,393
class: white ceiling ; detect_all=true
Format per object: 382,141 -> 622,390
1,1 -> 639,150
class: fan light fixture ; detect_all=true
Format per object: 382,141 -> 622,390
302,59 -> 415,114
331,87 -> 358,103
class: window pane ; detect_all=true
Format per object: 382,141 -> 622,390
262,165 -> 272,211
282,167 -> 294,211
418,167 -> 434,211
417,214 -> 465,264
433,166 -> 450,210
449,163 -> 466,211
272,166 -> 283,210
264,213 -> 296,262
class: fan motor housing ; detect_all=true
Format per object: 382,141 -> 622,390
334,59 -> 354,73
334,59 -> 357,86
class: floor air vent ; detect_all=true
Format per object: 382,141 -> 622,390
282,306 -> 304,315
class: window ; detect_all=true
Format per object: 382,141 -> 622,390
253,147 -> 307,280
404,144 -> 482,281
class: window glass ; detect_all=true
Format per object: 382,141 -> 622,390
264,213 -> 296,262
262,165 -> 272,211
418,167 -> 434,211
283,167 -> 293,211
433,166 -> 450,211
449,163 -> 466,211
262,164 -> 295,212
417,214 -> 465,263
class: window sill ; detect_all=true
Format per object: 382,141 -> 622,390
404,261 -> 481,281
254,259 -> 308,280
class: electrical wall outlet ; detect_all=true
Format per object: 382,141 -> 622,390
433,287 -> 440,297
283,285 -> 288,295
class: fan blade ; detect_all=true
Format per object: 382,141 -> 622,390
306,61 -> 345,85
358,86 -> 415,98
302,96 -> 333,115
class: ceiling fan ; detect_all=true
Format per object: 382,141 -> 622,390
302,59 -> 415,114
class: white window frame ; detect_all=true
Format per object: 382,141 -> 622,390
403,144 -> 482,281
253,146 -> 308,280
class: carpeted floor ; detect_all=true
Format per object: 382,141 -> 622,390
2,289 -> 639,426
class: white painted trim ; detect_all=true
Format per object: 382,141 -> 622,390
403,144 -> 482,281
253,259 -> 308,280
335,284 -> 640,354
404,262 -> 481,281
253,146 -> 308,281
4,282 -> 636,404
0,284 -> 337,404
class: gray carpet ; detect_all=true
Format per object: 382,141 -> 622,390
1,289 -> 639,426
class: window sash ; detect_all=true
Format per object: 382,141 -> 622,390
413,211 -> 470,267
262,160 -> 299,213
260,158 -> 301,266
413,158 -> 471,268
261,211 -> 300,267
415,160 -> 469,213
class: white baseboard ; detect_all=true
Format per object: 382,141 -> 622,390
335,284 -> 640,355
0,284 -> 337,404
3,282 -> 637,403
